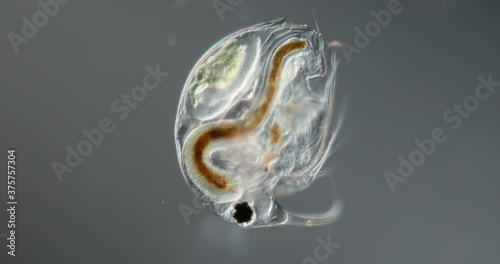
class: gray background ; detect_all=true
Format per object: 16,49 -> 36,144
1,0 -> 499,263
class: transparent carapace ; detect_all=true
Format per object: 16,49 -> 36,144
175,18 -> 342,228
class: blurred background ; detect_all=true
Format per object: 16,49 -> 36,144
1,0 -> 499,263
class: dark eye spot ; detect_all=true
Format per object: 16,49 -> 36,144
233,202 -> 253,224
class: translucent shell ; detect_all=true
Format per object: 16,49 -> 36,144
175,18 -> 342,227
